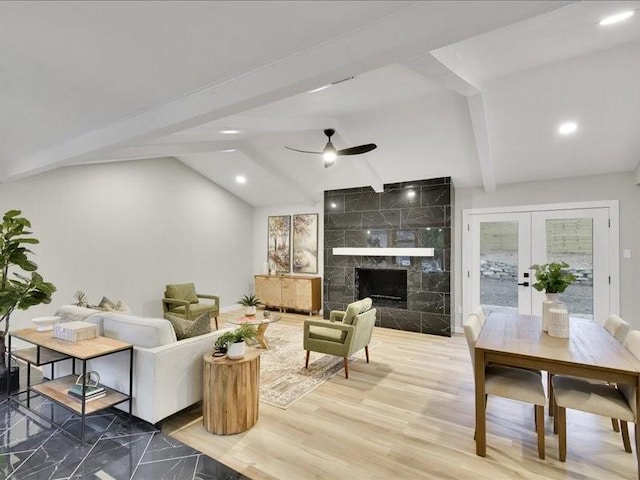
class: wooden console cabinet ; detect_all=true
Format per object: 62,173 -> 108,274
255,274 -> 321,315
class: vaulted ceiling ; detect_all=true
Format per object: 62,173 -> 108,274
2,1 -> 639,206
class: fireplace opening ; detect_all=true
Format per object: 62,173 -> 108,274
356,268 -> 407,309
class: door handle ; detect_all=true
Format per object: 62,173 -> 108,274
517,282 -> 529,287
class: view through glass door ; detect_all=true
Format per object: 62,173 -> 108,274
467,206 -> 612,322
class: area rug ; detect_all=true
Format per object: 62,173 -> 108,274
220,321 -> 379,409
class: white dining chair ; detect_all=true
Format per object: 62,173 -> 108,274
464,314 -> 547,459
604,314 -> 631,344
552,329 -> 640,461
472,305 -> 487,327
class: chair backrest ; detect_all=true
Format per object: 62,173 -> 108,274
165,283 -> 198,304
620,330 -> 640,417
463,314 -> 483,370
473,305 -> 487,326
604,314 -> 631,344
342,298 -> 372,325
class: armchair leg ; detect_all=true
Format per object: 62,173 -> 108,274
612,418 -> 621,433
343,358 -> 349,379
214,317 -> 219,330
365,345 -> 370,363
305,350 -> 310,369
621,421 -> 632,453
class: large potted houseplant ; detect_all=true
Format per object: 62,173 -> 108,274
215,324 -> 257,360
238,294 -> 262,317
530,262 -> 575,331
0,210 -> 56,392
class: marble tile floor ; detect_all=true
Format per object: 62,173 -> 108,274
0,396 -> 249,480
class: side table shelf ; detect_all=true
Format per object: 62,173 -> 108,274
7,328 -> 134,444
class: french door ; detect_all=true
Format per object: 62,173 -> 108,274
463,202 -> 618,322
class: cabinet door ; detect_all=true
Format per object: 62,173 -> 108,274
255,277 -> 268,306
281,278 -> 296,309
295,279 -> 312,310
267,278 -> 282,306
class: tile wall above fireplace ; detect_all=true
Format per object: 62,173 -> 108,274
323,177 -> 453,336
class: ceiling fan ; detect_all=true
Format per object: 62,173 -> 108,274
285,129 -> 377,168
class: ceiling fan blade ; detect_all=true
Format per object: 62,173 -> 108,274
284,146 -> 323,155
336,143 -> 377,156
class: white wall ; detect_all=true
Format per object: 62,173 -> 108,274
0,158 -> 254,331
252,202 -> 324,289
454,171 -> 640,330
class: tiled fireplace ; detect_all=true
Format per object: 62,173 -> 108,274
323,178 -> 452,336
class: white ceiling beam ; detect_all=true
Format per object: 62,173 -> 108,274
0,1 -> 570,183
467,94 -> 496,193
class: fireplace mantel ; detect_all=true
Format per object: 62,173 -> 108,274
332,247 -> 434,257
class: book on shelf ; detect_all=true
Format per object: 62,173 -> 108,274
68,384 -> 105,397
68,390 -> 106,402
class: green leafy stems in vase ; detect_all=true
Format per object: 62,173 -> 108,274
530,262 -> 576,294
215,324 -> 258,358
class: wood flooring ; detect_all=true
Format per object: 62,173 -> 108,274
163,310 -> 636,479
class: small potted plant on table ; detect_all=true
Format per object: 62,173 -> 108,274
238,294 -> 262,317
215,324 -> 258,360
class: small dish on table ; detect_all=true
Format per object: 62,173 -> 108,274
32,315 -> 61,332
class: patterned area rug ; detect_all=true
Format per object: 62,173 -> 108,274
221,321 -> 378,409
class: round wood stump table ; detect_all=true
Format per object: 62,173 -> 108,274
202,348 -> 260,435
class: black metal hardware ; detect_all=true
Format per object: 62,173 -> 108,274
523,272 -> 529,278
517,282 -> 529,286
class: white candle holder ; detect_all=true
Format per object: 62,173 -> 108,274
548,308 -> 570,338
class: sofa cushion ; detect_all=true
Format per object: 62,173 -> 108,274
166,312 -> 212,340
166,283 -> 198,304
100,312 -> 177,347
342,298 -> 372,325
169,302 -> 215,317
308,325 -> 348,343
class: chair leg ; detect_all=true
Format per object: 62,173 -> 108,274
553,399 -> 558,434
214,317 -> 218,330
558,406 -> 567,462
548,372 -> 555,417
343,358 -> 349,379
536,405 -> 545,459
621,420 -> 632,453
305,350 -> 310,368
365,345 -> 370,363
612,418 -> 621,433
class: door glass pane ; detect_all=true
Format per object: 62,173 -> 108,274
480,221 -> 518,312
545,218 -> 593,320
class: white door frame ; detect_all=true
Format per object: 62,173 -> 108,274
462,200 -> 619,323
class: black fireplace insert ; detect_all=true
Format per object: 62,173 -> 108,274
356,268 -> 407,309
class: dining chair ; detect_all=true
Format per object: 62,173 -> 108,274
551,329 -> 640,461
472,305 -> 487,326
464,314 -> 547,459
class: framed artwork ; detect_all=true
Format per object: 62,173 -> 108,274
268,215 -> 291,273
292,213 -> 318,274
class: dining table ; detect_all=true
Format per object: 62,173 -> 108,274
474,311 -> 640,478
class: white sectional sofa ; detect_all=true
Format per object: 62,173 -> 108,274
45,305 -> 229,425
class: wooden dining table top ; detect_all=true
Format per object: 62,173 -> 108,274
476,311 -> 640,379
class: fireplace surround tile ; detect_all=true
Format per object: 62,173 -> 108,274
324,178 -> 453,337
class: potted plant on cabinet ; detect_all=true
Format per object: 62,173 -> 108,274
0,210 -> 56,392
215,324 -> 258,360
238,294 -> 262,317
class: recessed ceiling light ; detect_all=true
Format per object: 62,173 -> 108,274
235,175 -> 246,184
558,122 -> 578,135
599,10 -> 634,26
220,149 -> 237,153
219,129 -> 240,135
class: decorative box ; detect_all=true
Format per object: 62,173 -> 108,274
53,321 -> 98,342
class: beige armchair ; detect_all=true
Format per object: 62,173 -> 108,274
303,298 -> 376,379
162,283 -> 220,329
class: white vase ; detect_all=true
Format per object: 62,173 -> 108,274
542,293 -> 563,332
548,307 -> 570,338
227,341 -> 246,360
245,306 -> 256,316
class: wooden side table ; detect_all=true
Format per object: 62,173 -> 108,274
202,348 -> 260,435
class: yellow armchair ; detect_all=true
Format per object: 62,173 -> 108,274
162,283 -> 220,329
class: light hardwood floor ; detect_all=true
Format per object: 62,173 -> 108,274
164,310 -> 636,479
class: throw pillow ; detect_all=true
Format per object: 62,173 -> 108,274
166,312 -> 211,340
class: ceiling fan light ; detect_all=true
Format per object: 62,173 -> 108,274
323,157 -> 336,168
